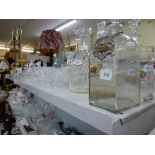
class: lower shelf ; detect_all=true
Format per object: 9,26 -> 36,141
14,79 -> 155,134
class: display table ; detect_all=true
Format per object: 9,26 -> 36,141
13,79 -> 155,134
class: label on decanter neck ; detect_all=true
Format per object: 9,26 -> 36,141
99,68 -> 112,80
71,59 -> 83,66
92,37 -> 115,61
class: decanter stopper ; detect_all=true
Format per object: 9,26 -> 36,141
74,26 -> 92,51
128,19 -> 141,43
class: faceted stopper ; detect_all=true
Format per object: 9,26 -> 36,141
74,26 -> 92,40
96,21 -> 109,39
74,26 -> 92,51
107,19 -> 123,35
128,19 -> 141,42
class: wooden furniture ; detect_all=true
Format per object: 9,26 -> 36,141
0,70 -> 11,89
5,52 -> 28,67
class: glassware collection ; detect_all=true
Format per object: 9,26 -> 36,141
6,88 -> 81,135
10,19 -> 155,115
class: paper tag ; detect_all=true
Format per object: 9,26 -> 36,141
127,69 -> 137,75
144,64 -> 153,72
16,68 -> 22,74
71,59 -> 83,65
99,68 -> 112,80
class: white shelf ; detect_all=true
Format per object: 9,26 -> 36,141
14,79 -> 155,134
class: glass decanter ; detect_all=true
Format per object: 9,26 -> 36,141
90,20 -> 115,108
139,46 -> 154,102
128,19 -> 154,103
68,26 -> 92,93
90,20 -> 140,113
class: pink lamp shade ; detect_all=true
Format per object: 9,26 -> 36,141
40,29 -> 63,52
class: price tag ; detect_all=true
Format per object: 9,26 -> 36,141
99,68 -> 112,80
144,64 -> 153,72
127,69 -> 136,75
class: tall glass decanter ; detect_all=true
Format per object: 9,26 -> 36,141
89,20 -> 140,113
128,19 -> 154,103
68,26 -> 92,93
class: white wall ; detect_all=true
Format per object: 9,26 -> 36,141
123,19 -> 155,47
